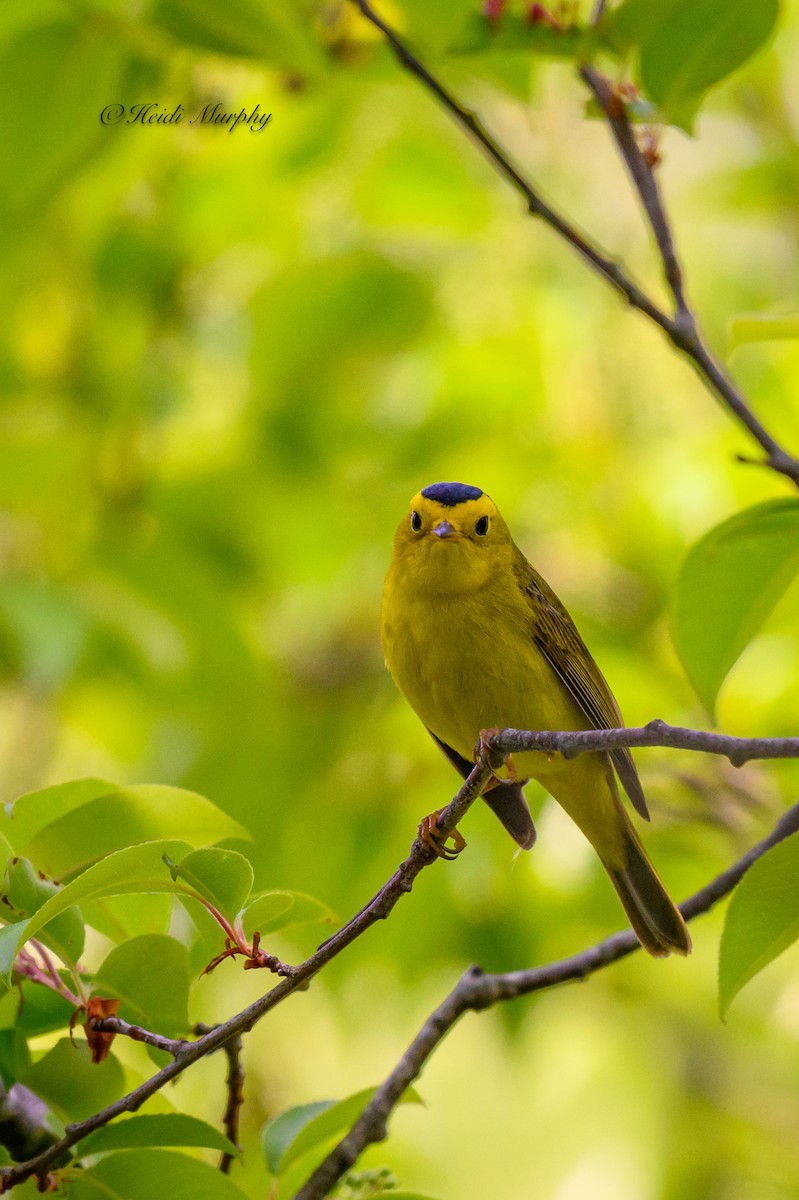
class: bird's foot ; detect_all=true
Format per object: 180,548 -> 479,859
418,809 -> 467,861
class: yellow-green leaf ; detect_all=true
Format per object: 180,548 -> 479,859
674,500 -> 799,717
720,833 -> 799,1018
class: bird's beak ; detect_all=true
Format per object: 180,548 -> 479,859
432,520 -> 457,539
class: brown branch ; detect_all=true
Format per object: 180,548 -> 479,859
89,1015 -> 192,1058
292,799 -> 799,1200
218,1036 -> 244,1174
349,0 -> 799,489
193,1025 -> 246,1174
489,720 -> 799,768
579,65 -> 690,316
189,1027 -> 242,1176
3,720 -> 798,1190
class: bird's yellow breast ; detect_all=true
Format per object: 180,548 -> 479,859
381,556 -> 586,777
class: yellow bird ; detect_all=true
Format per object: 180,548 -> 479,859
381,482 -> 691,958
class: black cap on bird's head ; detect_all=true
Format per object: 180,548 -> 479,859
420,482 -> 484,507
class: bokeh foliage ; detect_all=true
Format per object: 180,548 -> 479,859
2,0 -> 799,1196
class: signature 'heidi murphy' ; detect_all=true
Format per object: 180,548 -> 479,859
100,102 -> 273,133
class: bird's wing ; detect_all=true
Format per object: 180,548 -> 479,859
514,553 -> 649,821
427,730 -> 537,849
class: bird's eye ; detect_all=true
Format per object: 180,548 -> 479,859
411,511 -> 422,532
475,515 -> 489,536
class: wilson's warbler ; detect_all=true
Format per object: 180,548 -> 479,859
381,481 -> 690,958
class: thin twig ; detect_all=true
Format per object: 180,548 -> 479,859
579,65 -> 690,316
291,798 -> 799,1200
89,1016 -> 192,1058
349,0 -> 799,488
219,1036 -> 244,1174
15,949 -> 81,1007
192,1023 -> 245,1172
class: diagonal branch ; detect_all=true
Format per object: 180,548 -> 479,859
349,0 -> 799,488
3,722 -> 798,1190
292,798 -> 799,1200
579,65 -> 691,317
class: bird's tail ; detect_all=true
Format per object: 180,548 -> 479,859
599,806 -> 691,958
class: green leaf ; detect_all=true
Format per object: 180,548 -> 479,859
0,840 -> 192,988
67,1148 -> 249,1200
720,833 -> 799,1018
21,1040 -> 125,1123
150,0 -> 324,71
602,0 -> 680,52
0,991 -> 18,1031
0,1028 -> 32,1088
93,935 -> 190,1037
674,500 -> 799,716
632,0 -> 779,120
1,778 -> 248,877
80,894 -> 172,944
263,1087 -> 421,1177
240,889 -> 335,937
729,313 -> 799,351
262,1100 -> 332,1175
31,906 -> 84,970
76,1113 -> 238,1158
0,857 -> 84,967
1,778 -> 116,853
2,856 -> 59,914
16,981 -> 74,1038
169,848 -> 253,921
0,922 -> 27,986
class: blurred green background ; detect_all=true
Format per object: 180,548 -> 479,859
3,1 -> 799,1196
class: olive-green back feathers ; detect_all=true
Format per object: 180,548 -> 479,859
512,549 -> 650,821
